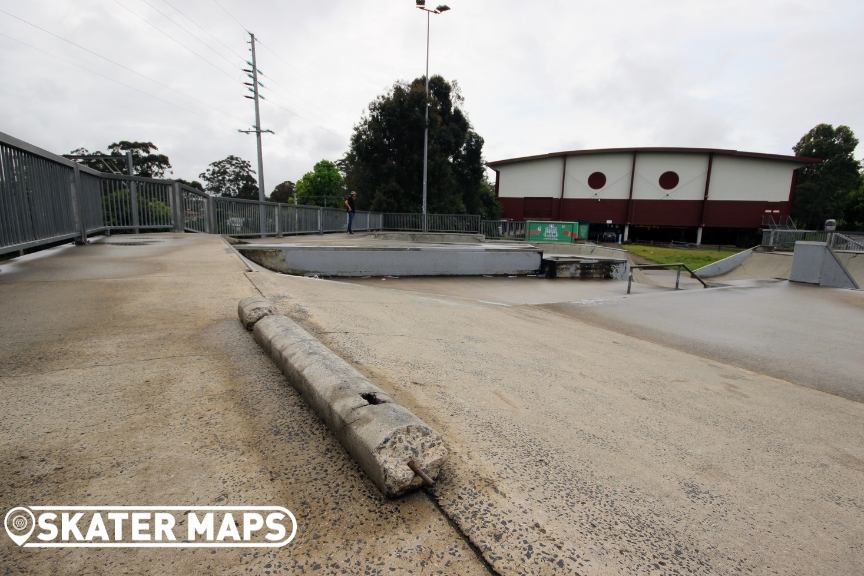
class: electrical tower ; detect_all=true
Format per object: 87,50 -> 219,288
238,31 -> 273,238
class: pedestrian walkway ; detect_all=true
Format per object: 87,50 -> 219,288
0,233 -> 488,575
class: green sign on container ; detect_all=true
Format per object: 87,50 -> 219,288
526,221 -> 574,243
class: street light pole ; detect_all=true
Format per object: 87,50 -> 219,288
415,2 -> 449,232
422,10 -> 430,232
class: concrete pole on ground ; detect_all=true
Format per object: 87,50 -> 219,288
696,226 -> 703,246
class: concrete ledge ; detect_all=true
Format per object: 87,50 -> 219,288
367,232 -> 485,243
237,245 -> 541,277
247,311 -> 447,497
237,296 -> 276,330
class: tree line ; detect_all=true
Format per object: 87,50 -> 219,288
71,82 -> 863,229
71,75 -> 501,219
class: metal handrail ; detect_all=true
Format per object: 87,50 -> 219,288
627,263 -> 708,294
212,196 -> 279,206
3,130 -> 499,254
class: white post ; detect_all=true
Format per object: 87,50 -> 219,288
696,226 -> 703,246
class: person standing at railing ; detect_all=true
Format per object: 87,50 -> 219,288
345,191 -> 357,234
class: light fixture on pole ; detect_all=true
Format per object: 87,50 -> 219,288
414,1 -> 450,231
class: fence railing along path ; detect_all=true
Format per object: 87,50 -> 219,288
1,131 -> 513,256
761,229 -> 864,252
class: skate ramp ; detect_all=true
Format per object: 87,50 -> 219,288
697,251 -> 793,281
836,251 -> 864,286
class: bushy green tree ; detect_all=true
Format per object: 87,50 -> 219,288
199,156 -> 259,200
69,142 -> 172,178
295,160 -> 344,208
339,75 -> 500,218
101,189 -> 171,227
270,180 -> 296,203
175,178 -> 204,191
845,178 -> 864,230
107,141 -> 172,178
792,124 -> 862,229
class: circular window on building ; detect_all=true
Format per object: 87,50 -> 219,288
659,171 -> 679,190
587,172 -> 606,189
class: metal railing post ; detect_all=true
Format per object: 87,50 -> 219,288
317,206 -> 323,235
170,182 -> 181,232
129,180 -> 140,234
124,152 -> 140,234
70,165 -> 87,244
276,204 -> 283,237
675,266 -> 681,289
206,195 -> 215,234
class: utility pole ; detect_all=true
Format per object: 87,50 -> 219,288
239,32 -> 274,238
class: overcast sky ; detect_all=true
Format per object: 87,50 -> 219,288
1,0 -> 862,192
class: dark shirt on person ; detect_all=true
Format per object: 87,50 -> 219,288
347,197 -> 355,212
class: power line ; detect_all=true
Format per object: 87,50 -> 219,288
158,0 -> 247,61
0,9 -> 250,126
262,88 -> 351,138
209,0 -> 247,34
0,32 -> 237,130
256,39 -> 358,115
145,1 -> 351,137
204,0 -> 353,122
110,0 -> 243,86
260,77 -> 353,132
121,0 -> 353,140
262,98 -> 349,141
135,0 -> 243,70
3,7 -> 352,144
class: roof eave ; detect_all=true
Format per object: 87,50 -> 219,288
486,147 -> 821,167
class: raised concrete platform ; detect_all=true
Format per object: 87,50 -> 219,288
367,231 -> 485,243
237,243 -> 542,277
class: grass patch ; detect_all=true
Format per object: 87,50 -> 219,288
625,244 -> 742,270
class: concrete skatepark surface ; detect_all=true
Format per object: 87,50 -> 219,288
2,232 -> 863,575
540,280 -> 864,403
0,234 -> 488,575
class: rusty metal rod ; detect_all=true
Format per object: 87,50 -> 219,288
408,461 -> 435,487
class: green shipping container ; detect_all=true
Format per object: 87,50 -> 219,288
576,221 -> 590,240
526,221 -> 575,243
